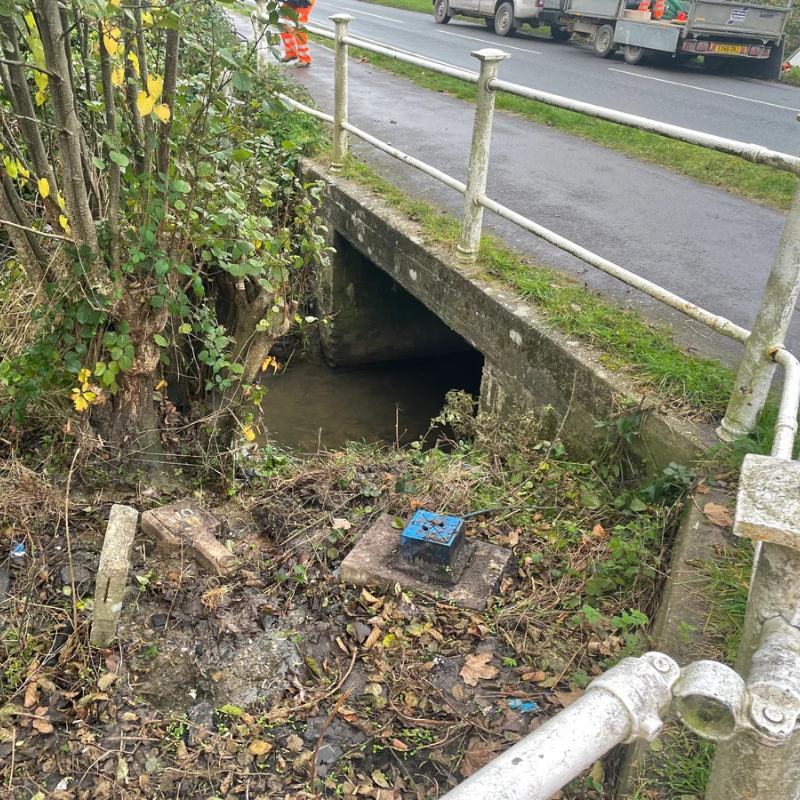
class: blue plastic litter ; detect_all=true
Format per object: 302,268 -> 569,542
11,542 -> 26,558
506,699 -> 540,713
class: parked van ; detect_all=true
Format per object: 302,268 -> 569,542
432,0 -> 569,39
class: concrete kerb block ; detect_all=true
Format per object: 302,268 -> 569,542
734,454 -> 800,548
90,504 -> 139,648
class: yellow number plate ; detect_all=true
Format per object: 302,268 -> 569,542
713,43 -> 747,55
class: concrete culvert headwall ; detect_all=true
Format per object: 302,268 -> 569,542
307,160 -> 714,475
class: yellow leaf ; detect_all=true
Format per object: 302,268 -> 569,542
34,89 -> 46,106
155,379 -> 168,391
59,215 -> 71,234
102,24 -> 120,56
260,356 -> 273,373
78,368 -> 91,385
127,51 -> 140,77
23,11 -> 35,30
37,177 -> 50,199
242,424 -> 256,443
71,388 -> 89,413
3,157 -> 17,180
109,0 -> 121,6
153,103 -> 170,123
141,11 -> 153,25
16,161 -> 29,180
146,74 -> 164,100
136,90 -> 156,117
254,239 -> 262,250
248,739 -> 272,757
111,65 -> 124,87
56,193 -> 65,211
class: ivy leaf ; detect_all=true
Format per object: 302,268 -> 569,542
109,151 -> 129,168
172,179 -> 190,194
153,334 -> 169,347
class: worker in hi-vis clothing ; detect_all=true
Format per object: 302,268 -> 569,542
279,0 -> 315,67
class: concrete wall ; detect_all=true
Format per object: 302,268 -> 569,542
307,161 -> 714,474
319,232 -> 470,366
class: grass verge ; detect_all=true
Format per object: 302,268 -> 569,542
339,155 -> 736,416
311,36 -> 796,210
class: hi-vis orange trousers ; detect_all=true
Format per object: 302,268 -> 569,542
280,2 -> 314,64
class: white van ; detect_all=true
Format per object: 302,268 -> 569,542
432,0 -> 570,39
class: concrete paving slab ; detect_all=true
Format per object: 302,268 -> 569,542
339,514 -> 512,609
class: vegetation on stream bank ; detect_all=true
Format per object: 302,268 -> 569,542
0,0 -> 325,461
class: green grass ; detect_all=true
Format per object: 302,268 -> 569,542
340,155 -> 737,415
628,725 -> 715,800
313,37 -> 797,210
361,0 -> 432,13
704,542 -> 752,663
782,65 -> 800,87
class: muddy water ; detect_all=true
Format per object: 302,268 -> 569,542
260,351 -> 484,452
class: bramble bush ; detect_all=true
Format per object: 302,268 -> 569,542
0,0 -> 327,462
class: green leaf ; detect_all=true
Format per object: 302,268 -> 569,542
178,323 -> 192,335
231,148 -> 253,162
217,703 -> 244,717
154,334 -> 169,347
109,151 -> 130,168
172,179 -> 191,194
232,70 -> 251,94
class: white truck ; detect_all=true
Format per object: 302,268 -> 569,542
433,0 -> 792,79
549,0 -> 791,77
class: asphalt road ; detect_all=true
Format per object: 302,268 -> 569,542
231,11 -> 800,365
311,0 -> 800,154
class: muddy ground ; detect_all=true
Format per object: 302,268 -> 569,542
0,425 -> 686,799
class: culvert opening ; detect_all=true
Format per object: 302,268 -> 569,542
260,235 -> 484,452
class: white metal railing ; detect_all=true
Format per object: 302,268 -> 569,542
249,10 -> 800,797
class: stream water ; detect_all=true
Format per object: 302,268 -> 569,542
260,351 -> 484,452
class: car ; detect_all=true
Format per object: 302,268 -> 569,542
432,0 -> 569,39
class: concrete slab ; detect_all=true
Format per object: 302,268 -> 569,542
339,514 -> 512,610
735,454 -> 800,547
141,499 -> 237,576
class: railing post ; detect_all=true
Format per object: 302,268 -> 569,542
457,48 -> 508,261
703,454 -> 800,799
330,14 -> 353,173
718,180 -> 800,443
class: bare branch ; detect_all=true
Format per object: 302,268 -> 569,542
0,215 -> 73,242
34,0 -> 102,270
98,22 -> 121,270
0,58 -> 58,77
157,0 -> 180,178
